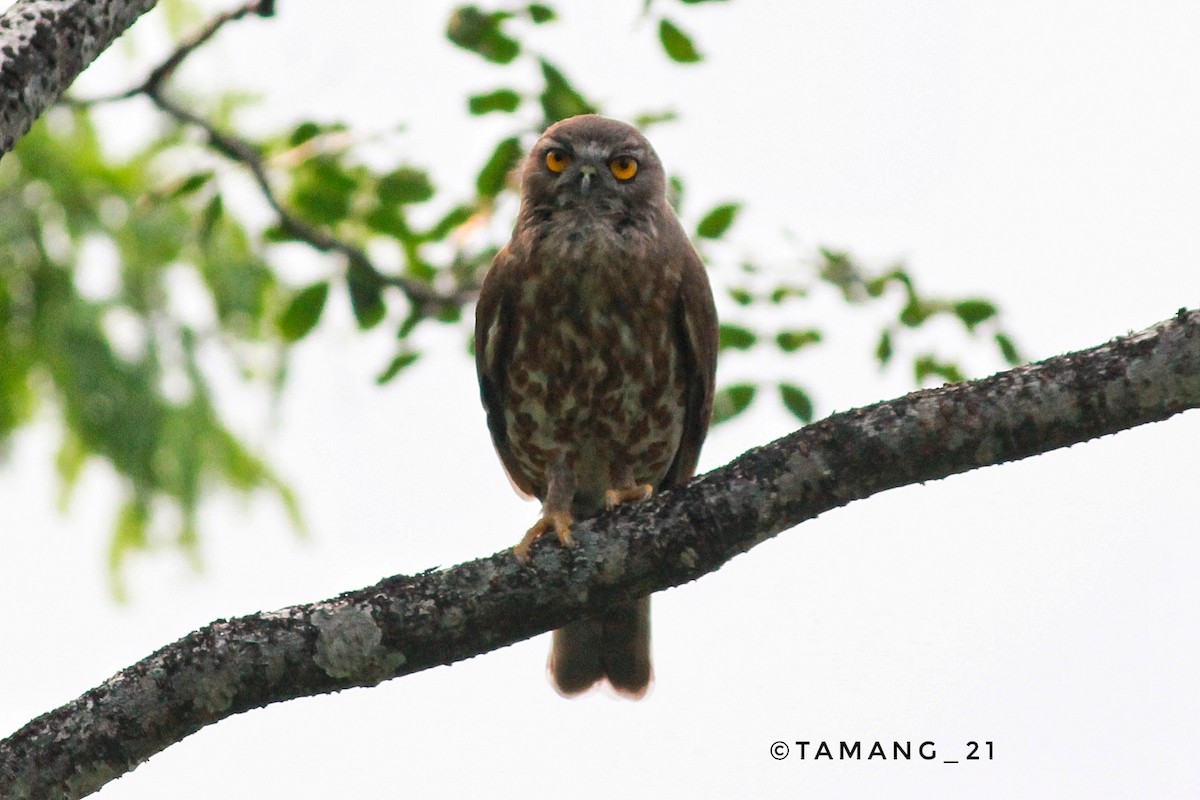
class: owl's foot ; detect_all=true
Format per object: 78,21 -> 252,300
514,510 -> 575,562
605,484 -> 654,510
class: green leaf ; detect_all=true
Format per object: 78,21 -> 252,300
727,287 -> 753,306
819,249 -> 865,299
288,121 -> 321,147
285,120 -> 348,148
406,257 -> 436,283
277,281 -> 329,341
376,352 -> 420,384
875,329 -> 894,365
696,202 -> 740,239
169,171 -> 213,198
718,323 -> 757,351
633,109 -> 678,128
863,267 -> 912,298
468,89 -> 522,115
446,6 -> 520,64
711,383 -> 756,425
659,18 -> 703,63
109,498 -> 150,603
198,193 -> 223,244
526,4 -> 555,23
769,286 -> 807,304
995,332 -> 1022,365
363,203 -> 410,240
775,329 -> 822,353
115,202 -> 190,289
899,299 -> 937,327
864,276 -> 889,297
954,299 -> 998,330
262,223 -> 299,244
55,430 -> 88,511
914,355 -> 965,385
290,156 -> 359,225
539,59 -> 594,123
477,136 -> 523,197
423,204 -> 476,241
197,215 -> 274,333
779,383 -> 814,423
378,167 -> 435,205
349,277 -> 386,329
397,309 -> 424,340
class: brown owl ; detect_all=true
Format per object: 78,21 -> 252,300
474,115 -> 718,698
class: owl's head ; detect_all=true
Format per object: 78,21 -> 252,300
519,115 -> 667,211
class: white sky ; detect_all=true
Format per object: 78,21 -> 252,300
1,1 -> 1198,797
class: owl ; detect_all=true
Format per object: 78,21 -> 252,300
474,114 -> 718,698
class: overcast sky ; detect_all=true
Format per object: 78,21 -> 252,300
2,2 -> 1198,797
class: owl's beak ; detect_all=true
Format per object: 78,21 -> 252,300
578,165 -> 596,194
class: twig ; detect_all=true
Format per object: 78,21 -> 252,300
63,0 -> 270,105
66,0 -> 478,314
146,89 -> 468,311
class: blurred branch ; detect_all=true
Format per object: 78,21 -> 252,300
3,308 -> 1197,800
65,0 -> 476,315
64,0 -> 275,104
144,88 -> 471,313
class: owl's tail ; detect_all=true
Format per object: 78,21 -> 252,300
548,596 -> 651,699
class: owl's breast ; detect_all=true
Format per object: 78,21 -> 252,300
500,268 -> 687,507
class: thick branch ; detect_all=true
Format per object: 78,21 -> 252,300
3,309 -> 1198,799
0,0 -> 157,155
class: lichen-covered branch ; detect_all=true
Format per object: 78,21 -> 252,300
2,309 -> 1198,799
0,0 -> 157,155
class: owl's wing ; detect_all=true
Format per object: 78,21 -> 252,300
662,245 -> 719,489
474,246 -> 536,500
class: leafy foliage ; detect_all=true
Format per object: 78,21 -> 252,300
0,109 -> 296,598
698,230 -> 1025,424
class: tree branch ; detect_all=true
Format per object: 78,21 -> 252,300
141,86 -> 472,313
3,308 -> 1198,799
56,0 -> 271,105
63,0 -> 465,310
0,0 -> 158,156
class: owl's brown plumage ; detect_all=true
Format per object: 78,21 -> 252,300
475,114 -> 718,698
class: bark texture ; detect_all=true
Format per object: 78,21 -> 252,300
0,0 -> 157,155
1,308 -> 1198,799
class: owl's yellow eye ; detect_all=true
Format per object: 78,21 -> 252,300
545,148 -> 571,173
609,156 -> 638,181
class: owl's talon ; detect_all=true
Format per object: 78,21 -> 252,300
514,510 -> 575,562
605,484 -> 654,510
